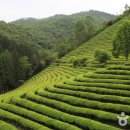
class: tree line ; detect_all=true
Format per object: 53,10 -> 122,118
0,50 -> 32,93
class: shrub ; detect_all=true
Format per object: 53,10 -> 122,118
45,56 -> 56,66
26,93 -> 120,130
106,20 -> 113,26
72,57 -> 87,67
112,20 -> 130,61
112,50 -> 119,58
94,51 -> 110,64
0,121 -> 17,130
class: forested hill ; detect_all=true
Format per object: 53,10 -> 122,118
0,10 -> 115,93
11,10 -> 115,25
10,10 -> 115,50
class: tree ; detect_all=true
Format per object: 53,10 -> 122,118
57,44 -> 71,58
0,50 -> 15,91
69,56 -> 87,67
12,50 -> 22,85
84,16 -> 95,39
75,20 -> 87,44
19,56 -> 32,80
75,16 -> 95,44
112,20 -> 130,61
123,4 -> 130,16
94,51 -> 110,64
125,4 -> 129,11
0,55 -> 5,93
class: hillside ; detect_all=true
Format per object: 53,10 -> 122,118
0,21 -> 50,93
0,21 -> 46,57
11,10 -> 115,25
0,12 -> 130,130
0,10 -> 115,93
11,10 -> 115,50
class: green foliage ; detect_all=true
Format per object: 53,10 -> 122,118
94,51 -> 110,64
0,50 -> 15,91
0,108 -> 50,130
0,102 -> 79,130
0,51 -> 33,93
113,20 -> 130,60
0,9 -> 119,98
75,16 -> 96,44
69,57 -> 87,67
57,44 -> 72,58
0,121 -> 17,130
123,4 -> 130,17
25,93 -> 119,130
0,11 -> 115,92
11,11 -> 114,51
0,10 -> 129,130
19,56 -> 32,80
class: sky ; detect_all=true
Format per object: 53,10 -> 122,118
0,0 -> 130,22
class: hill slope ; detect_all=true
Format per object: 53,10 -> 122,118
0,10 -> 115,93
11,10 -> 115,50
11,10 -> 115,25
0,15 -> 130,130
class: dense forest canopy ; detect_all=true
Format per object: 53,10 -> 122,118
11,10 -> 115,25
11,10 -> 115,50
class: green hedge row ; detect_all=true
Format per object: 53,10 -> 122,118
65,80 -> 130,91
85,73 -> 130,80
107,61 -> 126,64
37,90 -> 130,115
125,62 -> 130,66
75,77 -> 130,85
12,97 -> 81,130
25,93 -> 121,130
107,65 -> 130,70
55,83 -> 130,97
96,69 -> 130,75
0,108 -> 50,130
47,87 -> 130,105
0,121 -> 17,130
0,102 -> 76,130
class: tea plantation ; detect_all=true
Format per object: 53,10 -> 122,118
0,16 -> 130,130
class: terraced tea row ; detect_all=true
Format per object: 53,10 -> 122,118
36,63 -> 129,129
0,64 -> 89,101
0,121 -> 17,130
0,63 -> 129,130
